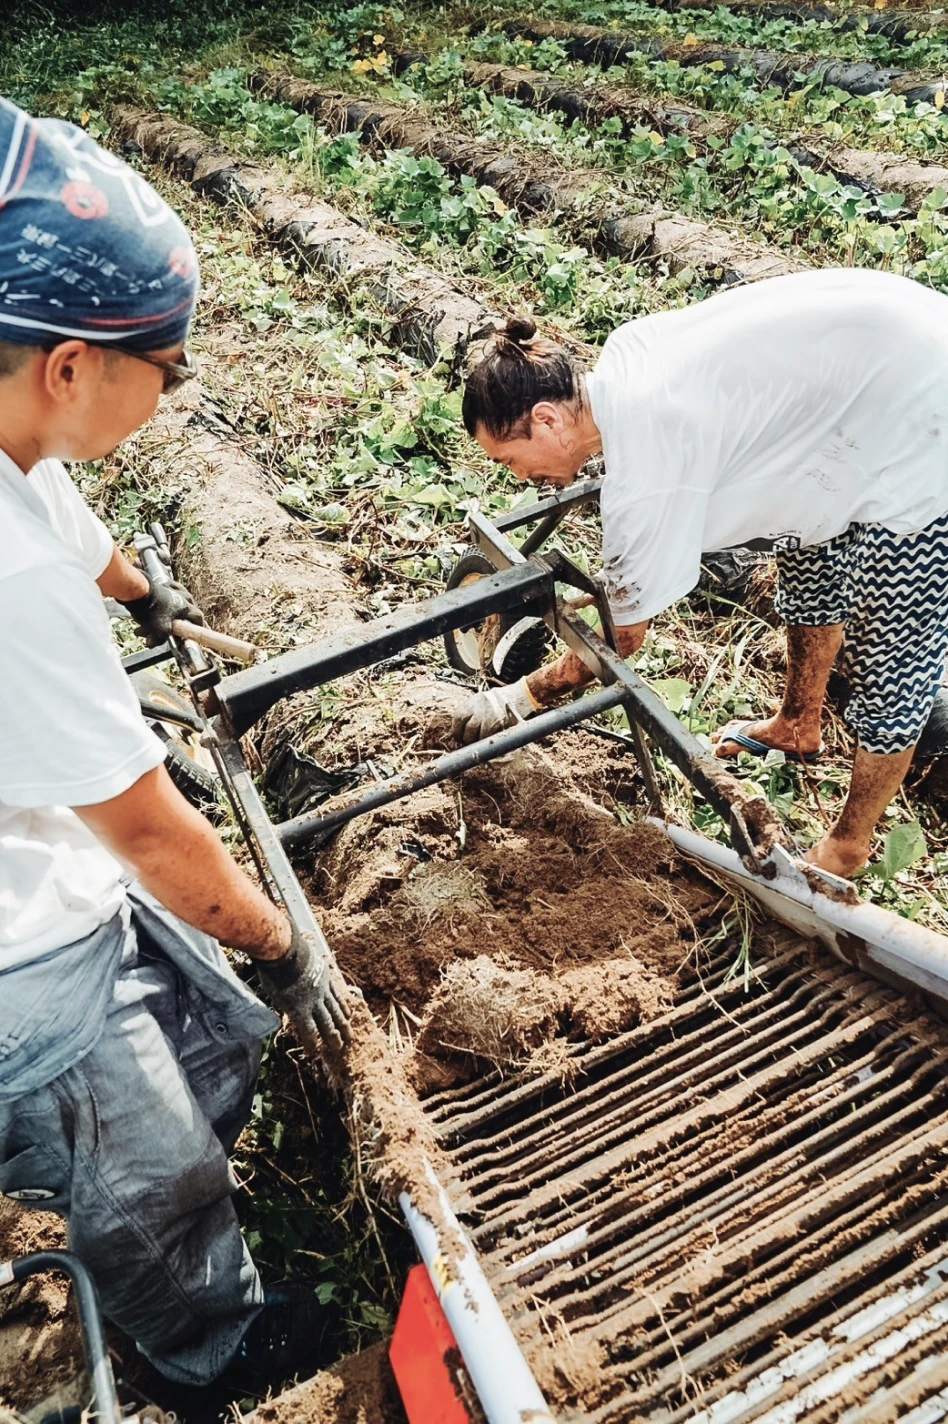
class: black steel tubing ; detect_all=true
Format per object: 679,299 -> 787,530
1,1251 -> 120,1424
213,733 -> 339,954
492,478 -> 602,533
217,560 -> 551,736
120,642 -> 174,674
137,698 -> 204,733
274,683 -> 628,848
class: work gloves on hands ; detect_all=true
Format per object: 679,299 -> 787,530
257,925 -> 352,1057
122,576 -> 204,647
452,676 -> 542,745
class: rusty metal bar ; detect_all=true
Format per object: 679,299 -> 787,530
428,937 -> 948,1423
553,1119 -> 948,1347
654,1236 -> 948,1423
498,1041 -> 938,1285
436,957 -> 840,1148
458,986 -> 881,1224
592,1172 -> 948,1417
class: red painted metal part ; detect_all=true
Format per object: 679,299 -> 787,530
389,1263 -> 474,1424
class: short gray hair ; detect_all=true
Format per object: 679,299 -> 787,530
0,342 -> 36,379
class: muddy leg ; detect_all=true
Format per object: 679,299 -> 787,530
714,623 -> 843,759
806,744 -> 915,877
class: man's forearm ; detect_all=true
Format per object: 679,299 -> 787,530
96,544 -> 149,603
527,649 -> 596,705
76,765 -> 291,959
526,619 -> 649,706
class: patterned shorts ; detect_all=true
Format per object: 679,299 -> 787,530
774,509 -> 948,755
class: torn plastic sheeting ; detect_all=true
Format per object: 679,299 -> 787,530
264,741 -> 394,828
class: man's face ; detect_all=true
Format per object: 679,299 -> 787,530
476,402 -> 589,490
40,341 -> 185,462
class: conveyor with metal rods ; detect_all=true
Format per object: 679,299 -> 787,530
130,487 -> 948,1423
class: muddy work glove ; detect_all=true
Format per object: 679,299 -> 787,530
122,576 -> 204,647
453,677 -> 542,745
256,926 -> 352,1057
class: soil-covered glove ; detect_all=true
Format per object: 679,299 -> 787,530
452,676 -> 542,745
122,577 -> 204,647
256,926 -> 352,1057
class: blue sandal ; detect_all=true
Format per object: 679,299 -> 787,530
717,721 -> 823,765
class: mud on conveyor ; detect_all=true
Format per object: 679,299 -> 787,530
419,939 -> 948,1421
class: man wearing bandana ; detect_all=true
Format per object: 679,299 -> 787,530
0,98 -> 347,1401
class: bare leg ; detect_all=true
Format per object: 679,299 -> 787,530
806,744 -> 915,878
713,624 -> 844,759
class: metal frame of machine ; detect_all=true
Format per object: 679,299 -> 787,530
123,495 -> 948,1424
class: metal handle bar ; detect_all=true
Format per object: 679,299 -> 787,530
0,1252 -> 122,1424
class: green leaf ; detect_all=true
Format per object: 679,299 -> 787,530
882,821 -> 927,880
876,191 -> 906,216
408,482 -> 454,508
651,677 -> 694,714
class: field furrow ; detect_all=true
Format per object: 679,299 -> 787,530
421,54 -> 948,213
502,15 -> 944,103
251,72 -> 806,280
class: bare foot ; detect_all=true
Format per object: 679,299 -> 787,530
804,835 -> 869,880
712,716 -> 822,761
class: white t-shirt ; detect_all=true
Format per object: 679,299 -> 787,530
589,269 -> 948,624
0,452 -> 164,967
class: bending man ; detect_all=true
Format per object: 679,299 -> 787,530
455,272 -> 948,879
0,99 -> 345,1400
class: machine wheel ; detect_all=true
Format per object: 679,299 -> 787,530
443,551 -> 552,682
132,672 -> 224,820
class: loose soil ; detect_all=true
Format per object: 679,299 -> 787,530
0,1202 -> 80,1418
300,702 -> 719,1091
251,1341 -> 406,1424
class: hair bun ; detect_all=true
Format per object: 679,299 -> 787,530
504,314 -> 537,344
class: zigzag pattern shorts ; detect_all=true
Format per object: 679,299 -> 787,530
774,509 -> 948,755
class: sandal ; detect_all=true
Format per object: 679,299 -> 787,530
716,720 -> 823,765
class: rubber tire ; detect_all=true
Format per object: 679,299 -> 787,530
158,733 -> 224,818
132,672 -> 224,819
443,551 -> 550,682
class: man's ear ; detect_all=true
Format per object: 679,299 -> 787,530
42,341 -> 105,403
531,401 -> 562,431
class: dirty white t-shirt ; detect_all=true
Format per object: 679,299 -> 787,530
0,451 -> 164,967
587,269 -> 948,625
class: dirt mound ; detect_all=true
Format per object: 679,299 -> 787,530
415,949 -> 675,1073
303,740 -> 716,1085
418,956 -> 565,1065
251,1341 -> 406,1424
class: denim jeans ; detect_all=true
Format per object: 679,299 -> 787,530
0,889 -> 278,1386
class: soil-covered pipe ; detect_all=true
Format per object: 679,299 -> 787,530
502,18 -> 943,104
400,1169 -> 555,1424
654,819 -> 948,1004
251,74 -> 806,282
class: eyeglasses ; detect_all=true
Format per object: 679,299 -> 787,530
119,346 -> 198,395
41,341 -> 198,395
